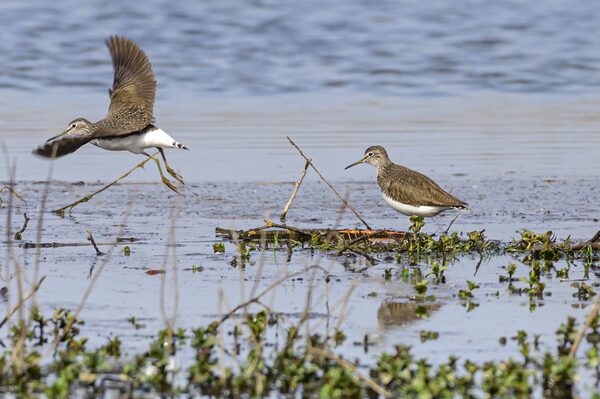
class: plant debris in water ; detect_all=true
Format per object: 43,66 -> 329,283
0,307 -> 599,398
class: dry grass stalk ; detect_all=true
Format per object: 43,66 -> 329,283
53,152 -> 161,215
569,293 -> 600,358
287,136 -> 371,230
308,345 -> 392,398
280,160 -> 310,221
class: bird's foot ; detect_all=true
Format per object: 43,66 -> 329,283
161,176 -> 180,194
166,166 -> 184,185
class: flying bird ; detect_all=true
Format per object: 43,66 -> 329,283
34,35 -> 187,192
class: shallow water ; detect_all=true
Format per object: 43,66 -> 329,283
2,0 -> 600,395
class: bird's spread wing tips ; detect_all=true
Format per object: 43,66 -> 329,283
106,35 -> 157,117
33,135 -> 91,158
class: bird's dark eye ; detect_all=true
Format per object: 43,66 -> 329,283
367,152 -> 374,157
71,124 -> 76,128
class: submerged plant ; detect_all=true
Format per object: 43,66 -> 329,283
458,280 -> 480,299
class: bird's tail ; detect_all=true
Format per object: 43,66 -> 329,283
173,141 -> 188,150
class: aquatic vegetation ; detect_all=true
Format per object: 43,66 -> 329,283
212,242 -> 225,253
425,260 -> 448,283
458,280 -> 480,299
419,330 -> 439,342
0,306 -> 598,397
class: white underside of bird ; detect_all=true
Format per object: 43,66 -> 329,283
90,126 -> 186,154
382,193 -> 455,217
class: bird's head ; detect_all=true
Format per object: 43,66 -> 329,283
345,145 -> 390,170
46,118 -> 93,142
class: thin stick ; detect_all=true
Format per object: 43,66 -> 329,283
0,276 -> 46,329
264,220 -> 312,237
0,186 -> 26,208
212,265 -> 327,328
444,213 -> 460,234
569,293 -> 600,358
308,346 -> 392,398
280,160 -> 310,221
86,230 -> 103,256
335,231 -> 386,256
53,152 -> 159,215
287,137 -> 371,230
14,213 -> 30,240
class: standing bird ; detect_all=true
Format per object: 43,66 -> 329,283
34,35 -> 187,192
345,146 -> 468,219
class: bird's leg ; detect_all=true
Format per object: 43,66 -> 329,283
142,151 -> 179,193
157,148 -> 184,184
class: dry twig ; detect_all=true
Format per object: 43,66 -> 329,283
213,265 -> 328,328
280,160 -> 310,221
569,293 -> 600,358
86,230 -> 103,256
14,213 -> 30,240
0,185 -> 26,208
0,276 -> 46,329
287,137 -> 371,230
308,346 -> 392,398
53,152 -> 160,215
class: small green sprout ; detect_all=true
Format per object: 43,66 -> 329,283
123,246 -> 131,256
213,242 -> 225,253
383,268 -> 392,280
458,280 -> 480,299
419,330 -> 439,342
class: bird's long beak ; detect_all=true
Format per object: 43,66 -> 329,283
345,157 -> 367,170
46,128 -> 70,143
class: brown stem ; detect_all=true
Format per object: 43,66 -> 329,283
280,160 -> 310,221
52,152 -> 159,215
307,346 -> 392,398
335,230 -> 386,256
86,230 -> 103,256
264,220 -> 312,237
212,265 -> 327,329
287,137 -> 371,230
14,213 -> 30,240
569,293 -> 600,358
0,276 -> 46,329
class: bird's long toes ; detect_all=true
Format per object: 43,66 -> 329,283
167,168 -> 184,185
161,177 -> 180,194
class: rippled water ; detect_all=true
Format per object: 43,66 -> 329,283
1,0 -> 600,95
2,2 -> 600,395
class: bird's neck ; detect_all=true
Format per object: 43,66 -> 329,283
375,160 -> 393,176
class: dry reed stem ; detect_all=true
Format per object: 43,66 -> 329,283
86,230 -> 103,256
13,213 -> 30,241
287,136 -> 371,230
213,265 -> 328,328
52,152 -> 160,215
280,160 -> 310,221
0,276 -> 46,330
159,199 -> 181,332
569,293 -> 600,358
42,204 -> 131,359
308,345 -> 392,398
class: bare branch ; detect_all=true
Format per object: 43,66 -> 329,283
287,137 -> 371,230
280,160 -> 310,221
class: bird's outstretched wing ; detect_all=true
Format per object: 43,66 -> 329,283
100,35 -> 156,136
33,135 -> 92,158
378,165 -> 468,208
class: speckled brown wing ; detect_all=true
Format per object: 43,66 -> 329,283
34,134 -> 92,158
97,36 -> 156,137
377,164 -> 468,208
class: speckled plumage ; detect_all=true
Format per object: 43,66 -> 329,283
377,162 -> 467,208
35,36 -> 165,158
346,145 -> 468,217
